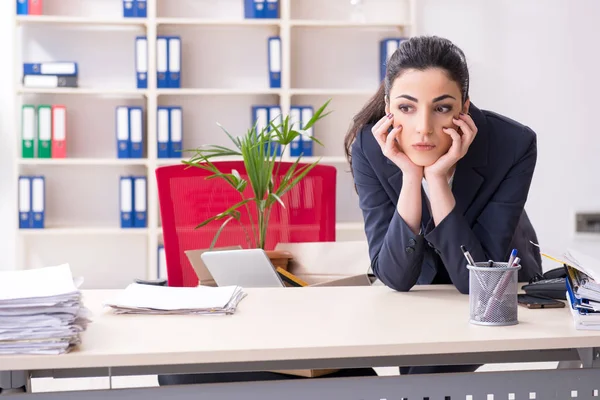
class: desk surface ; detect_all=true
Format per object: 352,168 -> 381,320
1,285 -> 599,372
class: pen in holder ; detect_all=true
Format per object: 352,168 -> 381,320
467,261 -> 521,326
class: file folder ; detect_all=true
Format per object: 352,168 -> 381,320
18,176 -> 32,229
23,75 -> 78,88
244,0 -> 265,18
116,106 -> 130,158
157,107 -> 170,158
17,0 -> 28,15
301,106 -> 314,156
157,245 -> 167,280
21,105 -> 35,159
268,37 -> 281,88
167,36 -> 181,88
24,62 -> 77,76
289,106 -> 302,157
31,176 -> 45,229
28,0 -> 42,15
265,0 -> 279,18
135,36 -> 148,89
123,0 -> 134,17
37,105 -> 52,159
120,176 -> 133,228
134,0 -> 147,17
157,37 -> 168,89
169,107 -> 183,158
129,107 -> 144,158
380,38 -> 400,82
51,105 -> 66,158
133,176 -> 147,228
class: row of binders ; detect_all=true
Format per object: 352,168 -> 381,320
123,0 -> 147,18
252,105 -> 315,156
244,0 -> 279,19
23,62 -> 78,89
136,36 -> 181,89
135,36 -> 280,89
16,0 -> 42,15
21,104 -> 67,158
19,175 -> 45,229
120,176 -> 147,228
116,106 -> 183,159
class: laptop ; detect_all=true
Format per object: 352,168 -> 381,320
200,249 -> 285,288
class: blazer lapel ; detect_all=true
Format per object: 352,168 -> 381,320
451,103 -> 489,216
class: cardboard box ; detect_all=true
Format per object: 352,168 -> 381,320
185,241 -> 376,378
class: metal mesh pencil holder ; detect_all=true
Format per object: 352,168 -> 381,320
467,261 -> 521,326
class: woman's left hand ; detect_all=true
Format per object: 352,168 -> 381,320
424,113 -> 478,180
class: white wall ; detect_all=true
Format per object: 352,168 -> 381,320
0,0 -> 16,271
415,0 -> 600,269
1,0 -> 598,273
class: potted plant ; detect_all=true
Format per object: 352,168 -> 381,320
183,100 -> 331,270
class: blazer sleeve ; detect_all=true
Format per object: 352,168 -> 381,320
351,131 -> 426,292
425,126 -> 538,294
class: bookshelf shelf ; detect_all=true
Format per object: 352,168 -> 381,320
17,158 -> 149,166
19,227 -> 149,236
156,18 -> 280,27
17,87 -> 148,96
16,15 -> 148,27
14,0 -> 414,286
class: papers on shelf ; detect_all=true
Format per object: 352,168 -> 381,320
0,264 -> 90,355
104,283 -> 247,315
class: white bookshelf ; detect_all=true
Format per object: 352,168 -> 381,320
14,0 -> 415,288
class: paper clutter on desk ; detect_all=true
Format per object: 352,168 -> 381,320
104,283 -> 247,315
0,264 -> 90,355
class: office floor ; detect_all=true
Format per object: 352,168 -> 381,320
30,363 -> 559,392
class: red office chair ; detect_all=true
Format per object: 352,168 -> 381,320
156,161 -> 336,287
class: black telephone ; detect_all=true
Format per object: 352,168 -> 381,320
522,267 -> 567,300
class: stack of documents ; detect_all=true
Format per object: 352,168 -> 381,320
104,283 -> 246,315
562,249 -> 600,330
0,264 -> 89,355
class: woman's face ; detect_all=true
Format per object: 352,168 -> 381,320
385,67 -> 470,167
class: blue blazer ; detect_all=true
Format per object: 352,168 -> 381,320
351,103 -> 542,294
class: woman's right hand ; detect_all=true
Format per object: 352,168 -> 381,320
372,113 -> 423,180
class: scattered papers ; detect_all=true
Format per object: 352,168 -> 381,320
0,264 -> 89,355
104,283 -> 247,315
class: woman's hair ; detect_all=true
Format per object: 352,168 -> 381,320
344,35 -> 470,168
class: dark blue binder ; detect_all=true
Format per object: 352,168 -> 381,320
134,0 -> 147,17
120,176 -> 134,228
133,176 -> 147,228
116,106 -> 130,159
23,62 -> 77,76
268,36 -> 281,88
18,176 -> 32,229
129,106 -> 144,159
31,176 -> 45,229
17,0 -> 28,15
167,36 -> 181,88
157,106 -> 170,158
168,107 -> 183,158
123,0 -> 134,17
157,36 -> 169,89
264,0 -> 279,18
135,36 -> 148,89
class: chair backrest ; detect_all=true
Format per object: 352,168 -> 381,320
156,161 -> 336,287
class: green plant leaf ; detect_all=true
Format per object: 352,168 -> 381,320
266,192 -> 285,208
302,99 -> 332,131
194,198 -> 253,229
209,215 -> 236,250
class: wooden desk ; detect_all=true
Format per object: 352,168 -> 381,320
1,285 -> 600,400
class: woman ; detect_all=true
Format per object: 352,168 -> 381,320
345,35 -> 543,296
344,34 -> 543,376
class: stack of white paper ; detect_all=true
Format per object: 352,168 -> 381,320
0,264 -> 89,355
104,283 -> 247,315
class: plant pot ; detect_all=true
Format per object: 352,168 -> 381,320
265,250 -> 293,272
